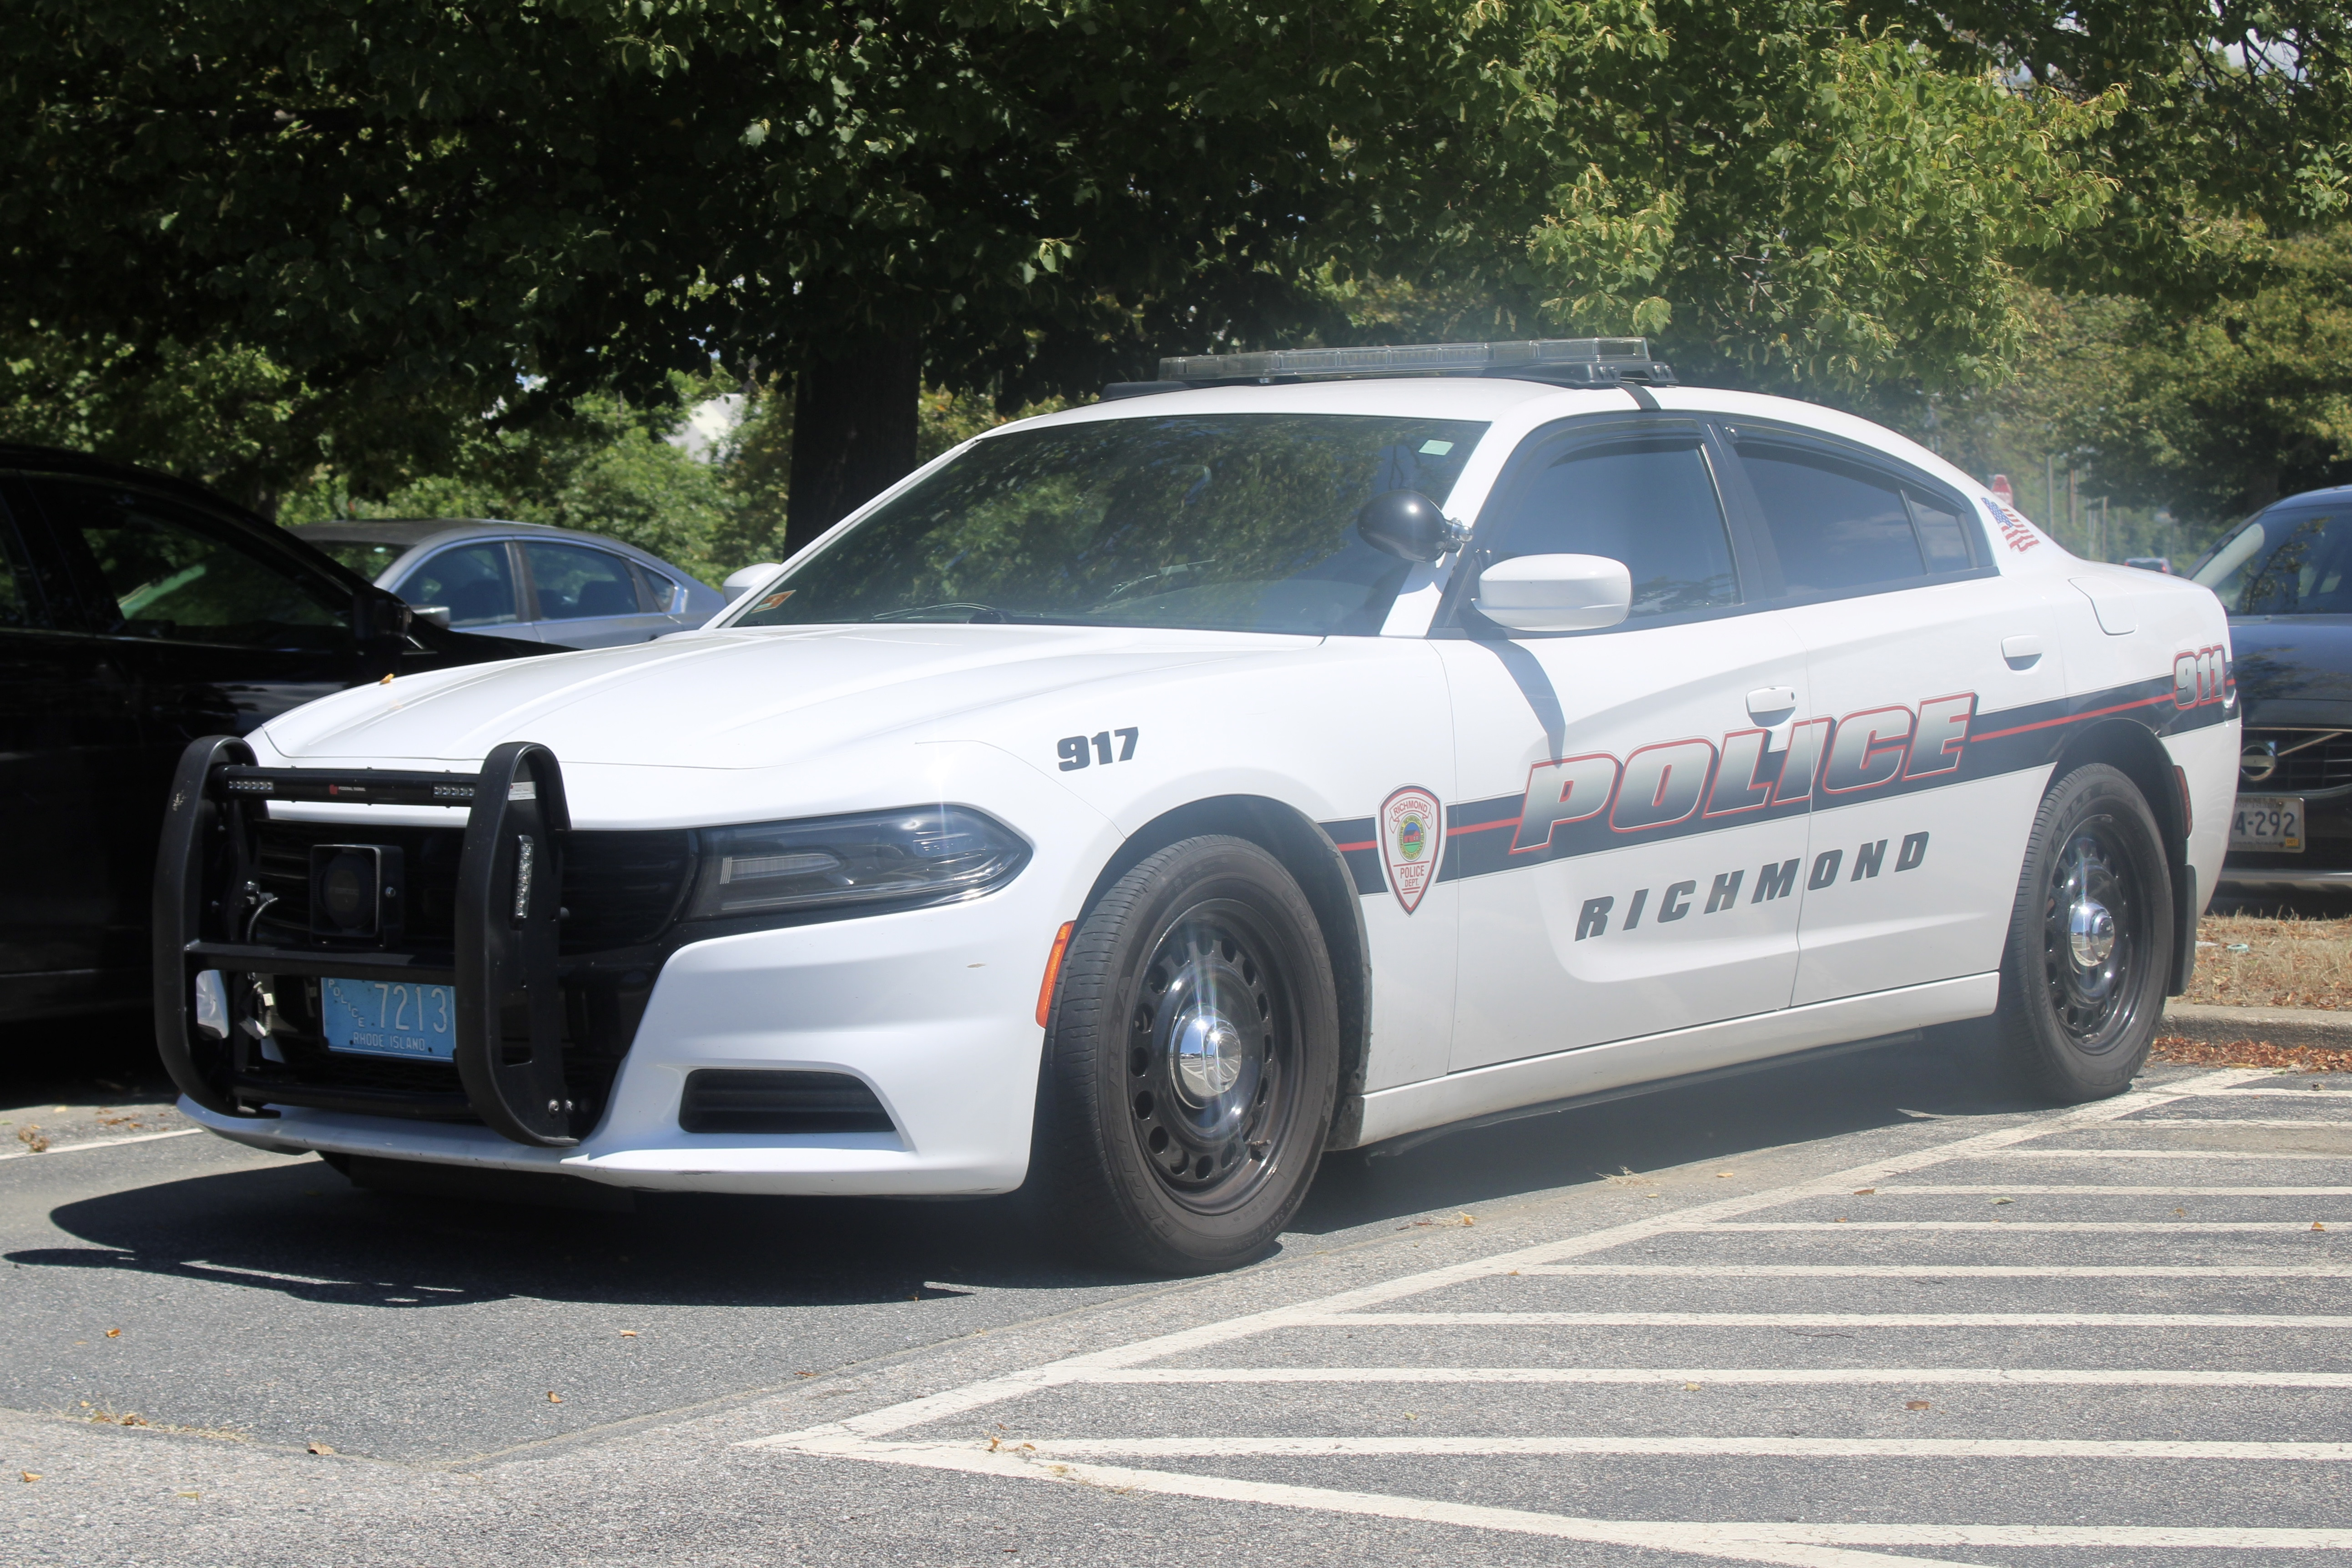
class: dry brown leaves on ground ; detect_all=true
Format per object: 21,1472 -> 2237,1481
2150,1036 -> 2352,1074
2182,913 -> 2352,1009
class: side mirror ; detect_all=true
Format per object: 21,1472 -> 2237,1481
353,590 -> 413,644
411,605 -> 453,630
1473,554 -> 1633,632
1355,490 -> 1462,564
723,563 -> 785,604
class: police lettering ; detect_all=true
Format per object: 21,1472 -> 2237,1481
1514,691 -> 1977,852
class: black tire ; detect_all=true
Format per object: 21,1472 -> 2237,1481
317,1150 -> 354,1178
1030,835 -> 1340,1274
1994,763 -> 2174,1103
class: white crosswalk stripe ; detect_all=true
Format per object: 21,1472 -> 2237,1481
749,1065 -> 2352,1565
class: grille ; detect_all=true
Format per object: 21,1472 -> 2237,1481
250,823 -> 694,954
234,823 -> 691,1130
678,1069 -> 897,1135
233,970 -> 656,1129
2240,730 -> 2352,792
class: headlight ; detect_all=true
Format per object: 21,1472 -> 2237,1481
682,806 -> 1030,920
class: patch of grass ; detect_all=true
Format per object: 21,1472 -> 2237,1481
2180,912 -> 2352,1009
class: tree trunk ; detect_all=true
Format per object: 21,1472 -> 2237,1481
785,335 -> 921,556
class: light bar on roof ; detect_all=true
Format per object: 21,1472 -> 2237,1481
1156,338 -> 1674,387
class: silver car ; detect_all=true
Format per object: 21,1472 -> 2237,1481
290,519 -> 726,648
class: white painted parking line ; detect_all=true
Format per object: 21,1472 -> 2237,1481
748,1069 -> 2315,1567
1300,1311 -> 2352,1327
781,1433 -> 2352,1563
1870,1184 -> 2352,1195
2101,1117 -> 2352,1128
1009,1435 -> 2352,1461
749,1068 -> 2267,1442
2160,1087 -> 2352,1097
1512,1264 -> 2352,1277
1975,1148 -> 2348,1159
0,1126 -> 204,1163
1079,1366 -> 2352,1388
1709,1220 -> 2342,1231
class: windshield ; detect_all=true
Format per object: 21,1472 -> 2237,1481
730,413 -> 1488,635
2193,507 -> 2352,613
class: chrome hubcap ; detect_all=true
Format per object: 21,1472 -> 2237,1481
1172,1008 -> 1247,1106
2067,898 -> 2116,969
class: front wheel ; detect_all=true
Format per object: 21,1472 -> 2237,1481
1030,835 -> 1340,1274
1994,763 -> 2175,1103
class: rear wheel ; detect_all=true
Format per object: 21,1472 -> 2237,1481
1994,763 -> 2174,1102
1031,835 -> 1339,1274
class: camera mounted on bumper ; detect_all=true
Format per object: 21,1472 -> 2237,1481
153,736 -> 582,1148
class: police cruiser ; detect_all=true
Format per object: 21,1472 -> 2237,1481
156,340 -> 2238,1273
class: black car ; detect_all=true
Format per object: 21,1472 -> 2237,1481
0,446 -> 547,1023
2190,484 -> 2352,896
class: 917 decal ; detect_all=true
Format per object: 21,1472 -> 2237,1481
1057,727 -> 1140,770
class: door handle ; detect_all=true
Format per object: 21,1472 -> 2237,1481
1746,686 -> 1799,751
2002,634 -> 2043,669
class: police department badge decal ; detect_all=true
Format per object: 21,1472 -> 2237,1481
1380,785 -> 1443,914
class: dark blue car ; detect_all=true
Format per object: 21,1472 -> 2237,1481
2192,485 -> 2352,895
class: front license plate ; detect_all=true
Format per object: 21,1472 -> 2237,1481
2230,795 -> 2306,853
320,977 -> 458,1061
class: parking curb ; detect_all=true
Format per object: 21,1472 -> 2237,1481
2160,1001 -> 2352,1052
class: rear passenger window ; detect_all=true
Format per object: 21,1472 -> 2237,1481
1482,434 -> 1739,620
525,543 -> 641,620
1909,494 -> 1975,571
1739,442 -> 1976,594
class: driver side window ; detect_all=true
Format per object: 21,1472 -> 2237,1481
1480,433 -> 1741,620
29,477 -> 350,650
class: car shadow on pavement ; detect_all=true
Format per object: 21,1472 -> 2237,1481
1292,1026 -> 2035,1234
14,1029 -> 2042,1308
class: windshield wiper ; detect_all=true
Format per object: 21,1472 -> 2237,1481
867,602 -> 1096,627
870,602 -> 1013,623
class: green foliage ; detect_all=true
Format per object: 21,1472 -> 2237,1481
1460,4 -> 2119,396
1889,0 -> 2352,302
2012,235 -> 2352,530
0,328 -> 480,516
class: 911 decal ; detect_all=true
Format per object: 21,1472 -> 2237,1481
2173,646 -> 2231,710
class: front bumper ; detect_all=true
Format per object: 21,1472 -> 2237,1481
157,736 -> 1102,1195
184,894 -> 1057,1193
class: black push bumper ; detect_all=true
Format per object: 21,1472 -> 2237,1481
153,736 -> 586,1148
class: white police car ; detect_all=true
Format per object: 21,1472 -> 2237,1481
157,340 -> 2238,1273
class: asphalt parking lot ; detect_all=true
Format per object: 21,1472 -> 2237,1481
5,1030 -> 2348,1567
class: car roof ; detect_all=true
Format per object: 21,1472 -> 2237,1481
289,517 -> 693,575
998,376 -> 1983,504
2262,485 -> 2352,512
0,442 -> 279,529
293,518 -> 578,546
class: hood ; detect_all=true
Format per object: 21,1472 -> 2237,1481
2229,614 -> 2352,726
259,624 -> 1284,770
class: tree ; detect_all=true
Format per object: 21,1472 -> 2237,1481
4,0 -> 2119,541
1888,0 -> 2352,301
